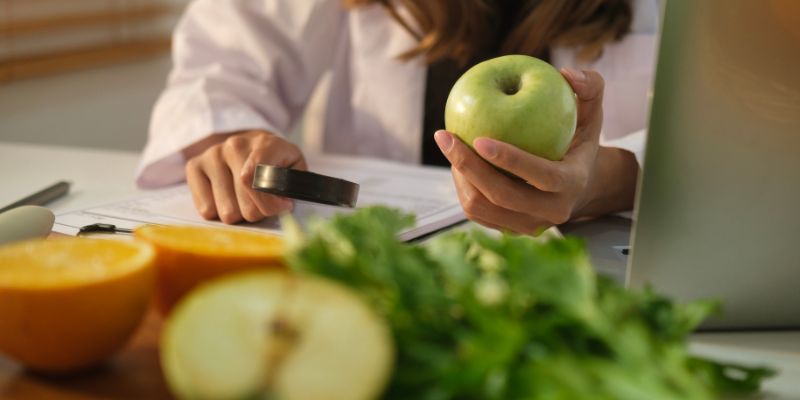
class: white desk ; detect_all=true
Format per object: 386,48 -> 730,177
0,141 -> 146,214
2,141 -> 799,399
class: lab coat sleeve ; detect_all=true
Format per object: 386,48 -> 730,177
136,0 -> 346,188
595,0 -> 659,167
553,0 -> 659,168
595,29 -> 657,167
601,128 -> 648,167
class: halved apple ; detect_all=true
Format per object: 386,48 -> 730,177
161,271 -> 394,400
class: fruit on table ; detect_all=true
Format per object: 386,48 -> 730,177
135,225 -> 284,314
161,271 -> 393,400
0,238 -> 155,373
445,54 -> 577,161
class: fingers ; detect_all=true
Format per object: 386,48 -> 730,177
199,146 -> 243,224
186,158 -> 217,220
239,135 -> 306,216
436,130 -> 571,225
472,137 -> 567,193
184,131 -> 307,224
452,169 -> 550,235
221,137 -> 267,223
241,156 -> 295,218
561,68 -> 605,141
561,68 -> 604,105
239,135 -> 307,188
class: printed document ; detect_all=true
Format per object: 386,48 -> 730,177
53,155 -> 466,241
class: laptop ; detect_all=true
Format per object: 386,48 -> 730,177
626,0 -> 800,330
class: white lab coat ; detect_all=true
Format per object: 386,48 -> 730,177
137,0 -> 659,188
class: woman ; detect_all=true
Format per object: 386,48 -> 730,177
138,0 -> 659,234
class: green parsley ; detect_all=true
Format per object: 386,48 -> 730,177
284,207 -> 774,400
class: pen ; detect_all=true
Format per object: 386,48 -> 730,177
0,181 -> 71,214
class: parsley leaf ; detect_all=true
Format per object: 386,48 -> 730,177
285,207 -> 774,399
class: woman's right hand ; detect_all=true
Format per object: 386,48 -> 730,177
183,130 -> 307,224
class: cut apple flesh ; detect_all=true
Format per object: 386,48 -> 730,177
161,271 -> 394,400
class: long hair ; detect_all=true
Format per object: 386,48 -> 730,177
344,0 -> 633,65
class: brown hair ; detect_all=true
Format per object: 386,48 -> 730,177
344,0 -> 633,65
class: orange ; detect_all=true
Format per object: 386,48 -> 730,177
0,238 -> 155,373
134,225 -> 284,314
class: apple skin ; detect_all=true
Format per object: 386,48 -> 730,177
161,271 -> 393,400
445,55 -> 577,161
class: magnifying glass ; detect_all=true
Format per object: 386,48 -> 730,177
252,165 -> 359,208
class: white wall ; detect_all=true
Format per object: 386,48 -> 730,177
0,0 -> 190,151
0,55 -> 171,151
0,58 -> 330,155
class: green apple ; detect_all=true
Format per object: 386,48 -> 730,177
445,55 -> 577,161
161,271 -> 393,400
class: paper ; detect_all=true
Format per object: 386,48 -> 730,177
53,155 -> 466,241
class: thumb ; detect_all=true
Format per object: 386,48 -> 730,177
561,68 -> 605,137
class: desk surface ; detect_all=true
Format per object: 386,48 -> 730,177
1,141 -> 799,399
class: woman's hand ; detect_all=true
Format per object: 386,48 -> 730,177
435,68 -> 639,235
183,130 -> 307,224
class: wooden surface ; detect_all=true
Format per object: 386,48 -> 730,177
0,308 -> 173,400
0,0 -> 180,83
0,4 -> 173,37
0,37 -> 171,83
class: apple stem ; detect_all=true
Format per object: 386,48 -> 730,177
496,75 -> 522,96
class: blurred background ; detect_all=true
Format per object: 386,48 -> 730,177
0,0 -> 190,151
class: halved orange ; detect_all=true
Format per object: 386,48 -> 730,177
0,238 -> 155,373
134,225 -> 284,314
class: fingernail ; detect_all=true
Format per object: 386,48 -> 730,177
434,130 -> 454,153
562,67 -> 586,83
474,138 -> 497,159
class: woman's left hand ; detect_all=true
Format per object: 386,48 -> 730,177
436,68 -> 637,235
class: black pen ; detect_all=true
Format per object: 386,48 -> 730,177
0,181 -> 71,213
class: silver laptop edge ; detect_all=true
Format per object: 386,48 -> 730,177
627,0 -> 800,330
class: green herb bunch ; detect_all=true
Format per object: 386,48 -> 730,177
284,207 -> 773,400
